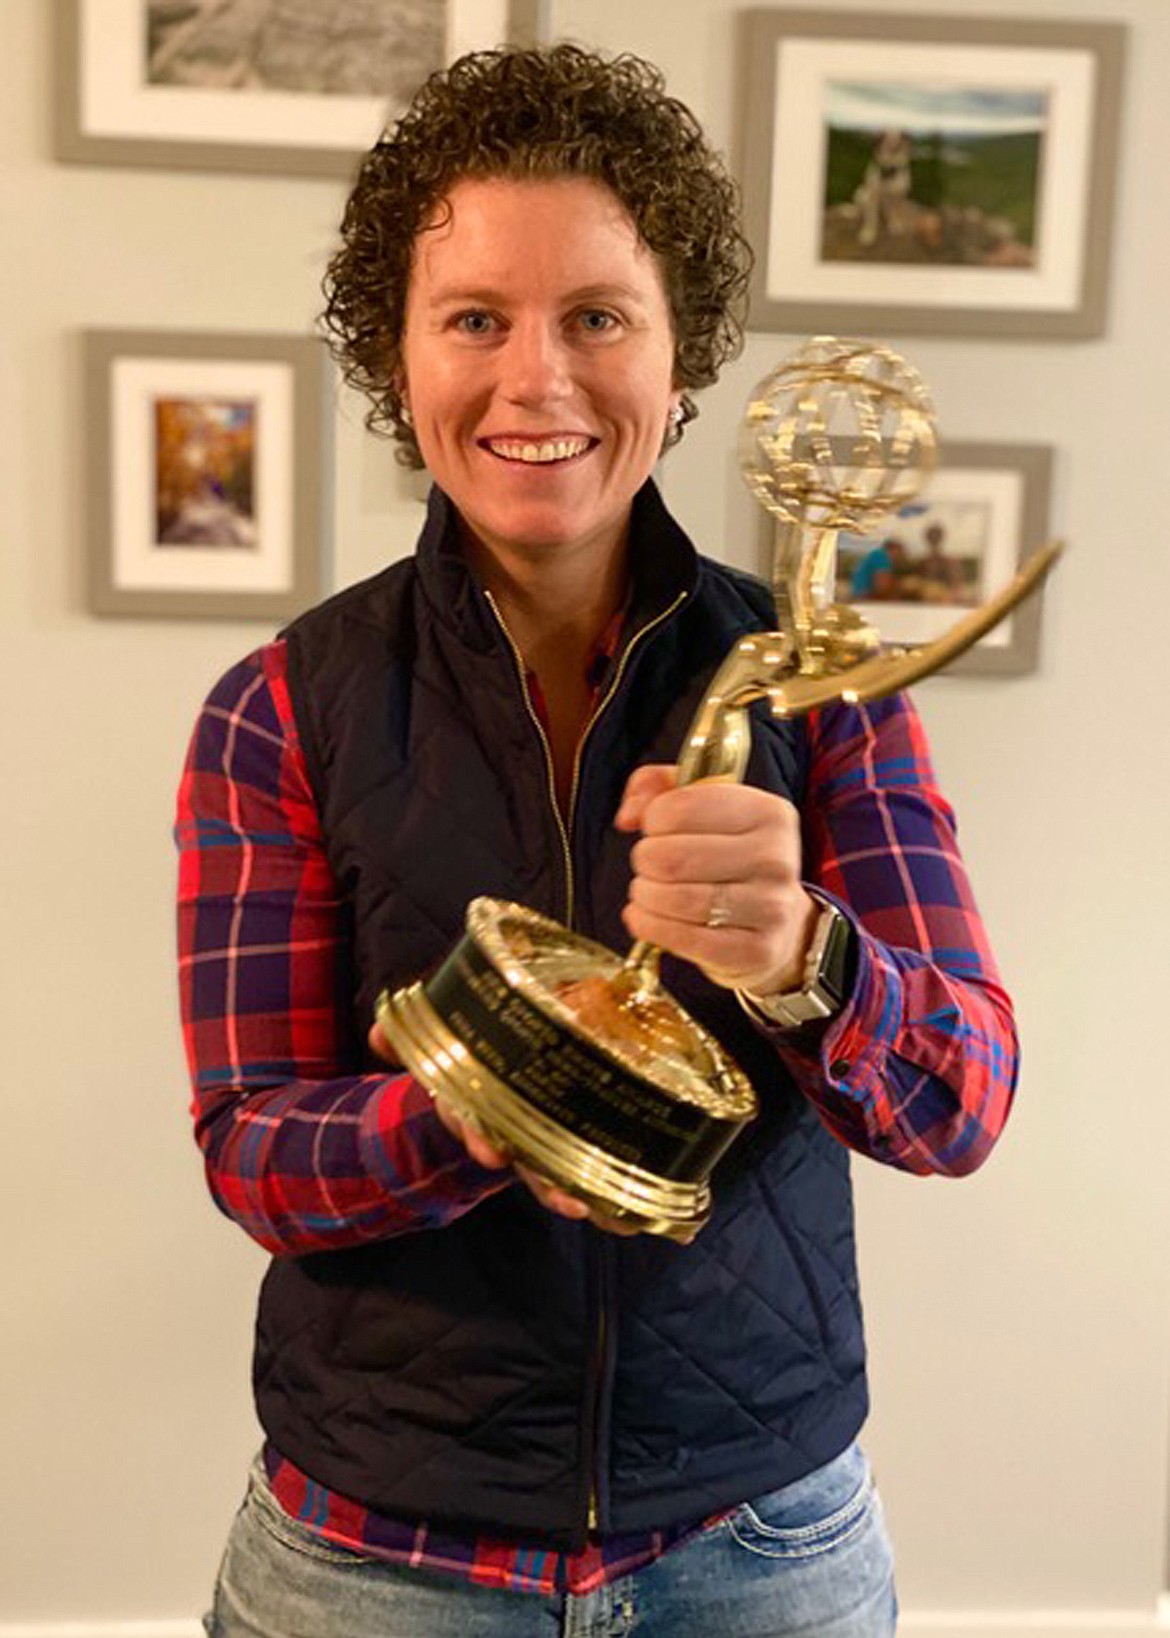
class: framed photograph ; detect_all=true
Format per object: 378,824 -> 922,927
57,0 -> 548,176
85,329 -> 330,620
739,9 -> 1125,338
757,442 -> 1054,676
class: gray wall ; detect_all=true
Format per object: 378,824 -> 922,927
3,0 -> 1168,1632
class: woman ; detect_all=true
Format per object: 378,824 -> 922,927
178,44 -> 1017,1638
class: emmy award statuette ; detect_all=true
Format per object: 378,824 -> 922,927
375,338 -> 1061,1243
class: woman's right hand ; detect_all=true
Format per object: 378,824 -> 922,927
368,1020 -> 641,1234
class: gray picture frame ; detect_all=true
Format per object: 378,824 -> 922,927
56,0 -> 549,177
757,441 -> 1055,677
85,328 -> 330,621
738,9 -> 1125,339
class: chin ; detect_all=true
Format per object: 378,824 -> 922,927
481,506 -> 609,555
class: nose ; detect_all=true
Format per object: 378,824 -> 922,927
499,319 -> 573,409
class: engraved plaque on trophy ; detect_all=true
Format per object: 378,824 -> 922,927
375,338 -> 1060,1242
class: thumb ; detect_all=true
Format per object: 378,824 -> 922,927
615,763 -> 679,831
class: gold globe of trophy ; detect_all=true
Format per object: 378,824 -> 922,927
376,337 -> 1061,1243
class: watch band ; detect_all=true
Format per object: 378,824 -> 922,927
737,899 -> 856,1030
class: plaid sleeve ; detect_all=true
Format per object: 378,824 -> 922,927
175,640 -> 510,1256
775,691 -> 1018,1177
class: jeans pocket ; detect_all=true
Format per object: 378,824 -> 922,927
727,1443 -> 877,1561
243,1462 -> 378,1568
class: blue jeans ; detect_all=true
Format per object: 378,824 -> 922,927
206,1442 -> 897,1636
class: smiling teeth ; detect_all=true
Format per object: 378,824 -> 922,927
488,438 -> 591,463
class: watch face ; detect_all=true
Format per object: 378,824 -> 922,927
819,908 -> 856,1008
738,904 -> 858,1028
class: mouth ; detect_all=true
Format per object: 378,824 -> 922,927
481,435 -> 596,466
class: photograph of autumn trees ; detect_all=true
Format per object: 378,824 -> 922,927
154,397 -> 257,547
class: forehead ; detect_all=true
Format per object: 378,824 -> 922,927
410,175 -> 665,293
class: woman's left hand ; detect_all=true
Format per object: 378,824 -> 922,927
615,764 -> 819,997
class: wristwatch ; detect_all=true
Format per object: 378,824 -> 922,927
737,899 -> 856,1030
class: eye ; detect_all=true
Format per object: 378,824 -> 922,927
577,309 -> 619,335
453,310 -> 497,336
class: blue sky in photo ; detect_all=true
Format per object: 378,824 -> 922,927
826,80 -> 1049,136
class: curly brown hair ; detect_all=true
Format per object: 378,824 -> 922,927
320,43 -> 752,467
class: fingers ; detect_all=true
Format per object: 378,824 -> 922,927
368,1018 -> 395,1062
621,894 -> 805,994
617,764 -> 794,841
625,785 -> 803,942
618,774 -> 816,994
515,1167 -> 644,1235
634,777 -> 800,843
434,1099 -> 644,1234
373,1017 -> 652,1234
432,1096 -> 512,1169
630,827 -> 796,899
625,874 -> 795,964
620,775 -> 804,902
514,1165 -> 591,1222
622,862 -> 818,995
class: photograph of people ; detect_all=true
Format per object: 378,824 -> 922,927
848,534 -> 909,601
176,43 -> 1018,1638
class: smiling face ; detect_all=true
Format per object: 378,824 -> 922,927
399,175 -> 681,575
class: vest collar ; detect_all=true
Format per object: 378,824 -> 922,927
413,479 -> 700,656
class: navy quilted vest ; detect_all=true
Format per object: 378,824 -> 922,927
255,482 -> 868,1550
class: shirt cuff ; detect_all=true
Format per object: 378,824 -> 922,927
359,1075 -> 514,1220
743,893 -> 903,1097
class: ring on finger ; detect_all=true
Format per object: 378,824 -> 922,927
706,883 -> 734,930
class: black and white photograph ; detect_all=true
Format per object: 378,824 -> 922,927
57,0 -> 527,173
144,0 -> 443,101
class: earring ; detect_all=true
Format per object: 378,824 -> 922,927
400,402 -> 414,430
668,404 -> 683,427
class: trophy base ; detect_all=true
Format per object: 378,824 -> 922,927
374,899 -> 757,1244
379,980 -> 713,1241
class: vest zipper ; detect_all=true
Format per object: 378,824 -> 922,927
567,589 -> 687,1541
486,580 -> 690,1542
586,1295 -> 608,1532
483,589 -> 576,925
482,586 -> 688,931
565,590 -> 687,844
